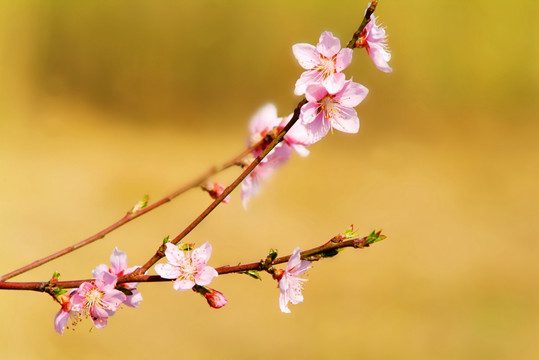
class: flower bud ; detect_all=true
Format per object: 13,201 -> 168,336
203,288 -> 228,309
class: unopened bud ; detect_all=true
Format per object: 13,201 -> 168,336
203,288 -> 228,309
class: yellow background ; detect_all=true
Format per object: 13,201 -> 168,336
1,1 -> 537,359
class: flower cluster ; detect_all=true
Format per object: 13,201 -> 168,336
241,104 -> 310,208
54,248 -> 142,334
241,18 -> 391,206
51,7 -> 392,331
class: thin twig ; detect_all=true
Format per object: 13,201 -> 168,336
0,135 -> 270,282
346,1 -> 378,49
134,98 -> 308,275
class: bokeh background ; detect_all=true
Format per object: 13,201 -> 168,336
1,0 -> 538,359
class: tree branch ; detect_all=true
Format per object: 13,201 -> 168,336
0,132 -> 272,282
0,230 -> 385,292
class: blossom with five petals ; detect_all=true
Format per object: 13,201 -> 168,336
358,15 -> 392,73
70,271 -> 126,329
300,80 -> 369,144
292,31 -> 353,95
274,247 -> 311,313
155,242 -> 218,291
92,247 -> 143,308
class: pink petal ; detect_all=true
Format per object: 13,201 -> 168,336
110,248 -> 128,274
290,143 -> 309,157
331,106 -> 359,134
368,45 -> 392,73
90,304 -> 110,321
266,143 -> 292,165
285,119 -> 311,151
287,279 -> 306,304
323,72 -> 346,95
54,310 -> 70,335
300,108 -> 329,144
124,289 -> 143,308
249,103 -> 280,136
294,70 -> 319,96
164,242 -> 185,266
279,289 -> 291,313
335,48 -> 353,72
241,173 -> 258,209
173,278 -> 195,291
305,84 -> 328,102
195,266 -> 219,286
334,80 -> 369,108
316,31 -> 341,58
192,241 -> 212,266
97,271 -> 118,292
155,263 -> 182,279
286,248 -> 302,271
91,263 -> 109,278
102,289 -> 127,310
367,16 -> 386,42
93,318 -> 108,329
299,102 -> 320,125
292,43 -> 319,70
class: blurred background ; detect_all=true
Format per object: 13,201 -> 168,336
1,0 -> 538,359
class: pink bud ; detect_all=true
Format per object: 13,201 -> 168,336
204,288 -> 228,309
202,182 -> 230,203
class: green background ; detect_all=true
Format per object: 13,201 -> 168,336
1,1 -> 537,359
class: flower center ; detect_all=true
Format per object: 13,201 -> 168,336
315,56 -> 336,79
179,261 -> 197,281
84,287 -> 105,309
320,96 -> 338,120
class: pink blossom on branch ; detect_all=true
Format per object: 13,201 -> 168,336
192,284 -> 227,309
359,15 -> 392,73
92,247 -> 143,308
202,182 -> 231,203
292,31 -> 353,95
273,247 -> 311,313
155,242 -> 218,291
54,290 -> 77,334
300,80 -> 369,144
70,272 -> 126,329
241,104 -> 310,208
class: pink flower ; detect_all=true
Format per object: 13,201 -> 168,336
202,182 -> 230,203
93,247 -> 143,308
247,103 -> 310,158
54,290 -> 77,334
70,272 -> 126,329
293,31 -> 353,95
275,247 -> 311,313
242,104 -> 310,208
155,242 -> 218,291
359,15 -> 392,73
203,287 -> 228,309
300,80 -> 369,144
